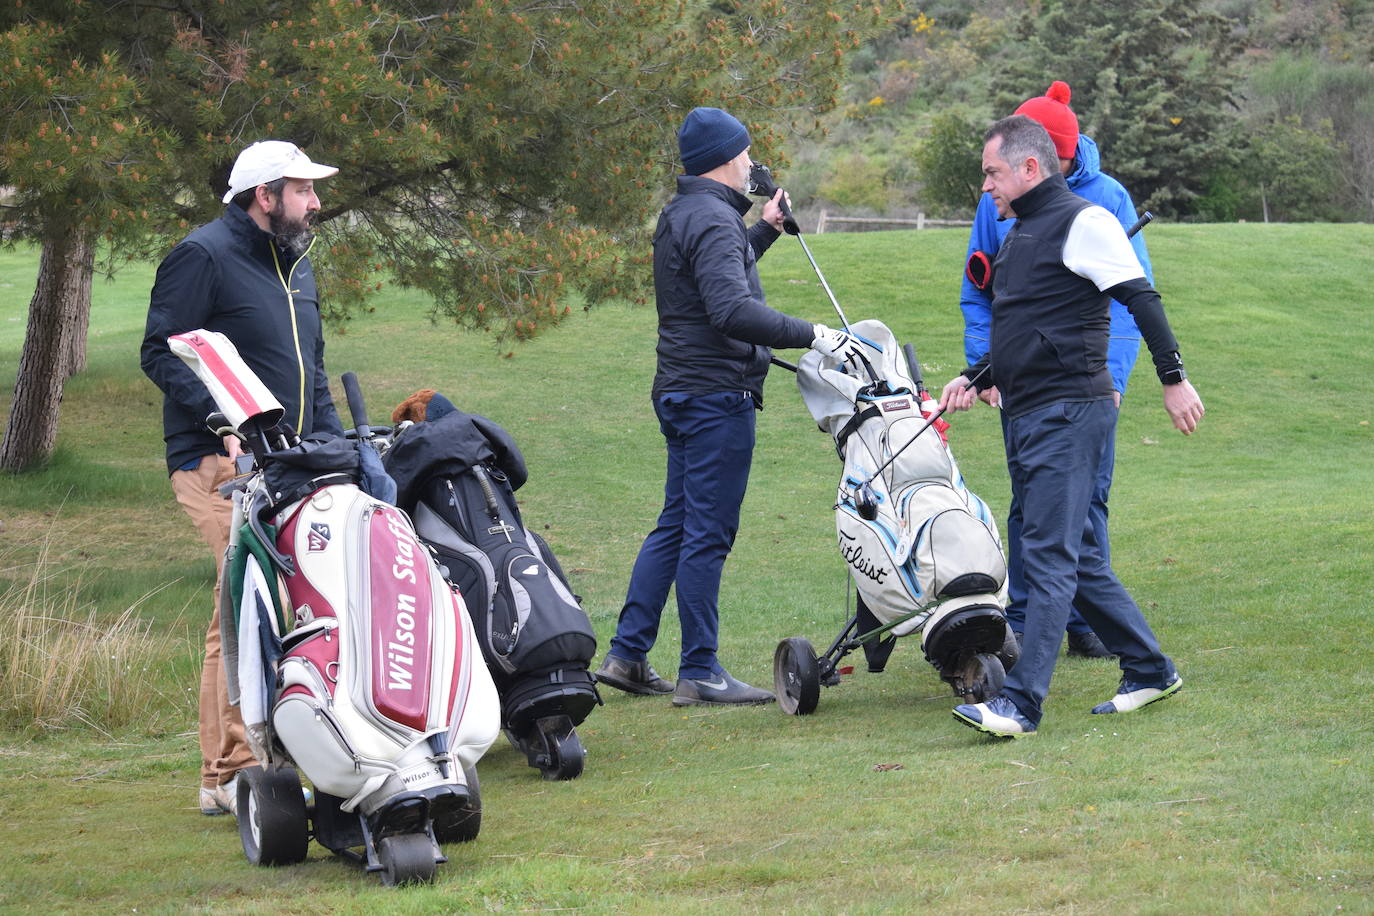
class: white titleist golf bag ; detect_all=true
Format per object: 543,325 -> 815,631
170,329 -> 499,886
779,319 -> 1014,708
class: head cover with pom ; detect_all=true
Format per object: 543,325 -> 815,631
1014,81 -> 1079,160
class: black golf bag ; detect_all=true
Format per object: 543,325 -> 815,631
384,399 -> 600,780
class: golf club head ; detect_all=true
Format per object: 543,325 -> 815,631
747,162 -> 778,198
747,163 -> 800,235
855,481 -> 879,521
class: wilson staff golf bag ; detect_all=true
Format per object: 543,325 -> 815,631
169,330 -> 500,886
383,394 -> 600,781
773,320 -> 1015,714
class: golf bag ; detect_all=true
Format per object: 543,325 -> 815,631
796,319 -> 1014,696
170,329 -> 500,885
384,397 -> 600,781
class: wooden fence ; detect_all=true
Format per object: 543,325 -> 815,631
814,210 -> 972,233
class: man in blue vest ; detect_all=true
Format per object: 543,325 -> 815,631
141,140 -> 343,814
960,81 -> 1154,661
939,116 -> 1203,738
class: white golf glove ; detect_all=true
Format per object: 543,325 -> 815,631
811,324 -> 864,366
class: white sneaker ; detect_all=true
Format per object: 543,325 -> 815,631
198,774 -> 239,817
1091,673 -> 1183,714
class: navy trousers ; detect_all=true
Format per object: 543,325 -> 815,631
1001,404 -> 1119,638
609,391 -> 756,679
1000,399 -> 1175,725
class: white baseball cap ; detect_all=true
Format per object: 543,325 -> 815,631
222,140 -> 339,204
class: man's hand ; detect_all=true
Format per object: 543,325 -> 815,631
811,324 -> 864,365
939,375 -> 978,413
1162,379 -> 1204,435
762,188 -> 790,232
977,385 -> 1001,408
223,434 -> 243,462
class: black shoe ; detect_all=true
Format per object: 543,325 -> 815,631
594,655 -> 674,695
1067,630 -> 1117,659
671,669 -> 775,707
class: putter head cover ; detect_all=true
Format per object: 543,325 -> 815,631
811,324 -> 865,368
965,250 -> 993,291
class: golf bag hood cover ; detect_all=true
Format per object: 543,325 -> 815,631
384,406 -> 529,511
262,435 -> 360,502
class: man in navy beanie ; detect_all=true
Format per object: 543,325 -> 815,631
594,107 -> 862,705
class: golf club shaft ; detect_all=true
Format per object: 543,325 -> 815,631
794,232 -> 852,331
1126,211 -> 1153,238
863,364 -> 989,487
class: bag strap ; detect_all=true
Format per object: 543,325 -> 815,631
834,405 -> 882,459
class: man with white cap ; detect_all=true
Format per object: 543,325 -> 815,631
140,140 -> 343,816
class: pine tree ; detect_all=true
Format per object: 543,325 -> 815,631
1,0 -> 894,471
990,0 -> 1244,218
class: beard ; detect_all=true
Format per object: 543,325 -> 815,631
268,201 -> 314,258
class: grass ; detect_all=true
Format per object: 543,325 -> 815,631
1,222 -> 1373,913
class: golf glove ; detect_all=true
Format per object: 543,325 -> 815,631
811,324 -> 864,366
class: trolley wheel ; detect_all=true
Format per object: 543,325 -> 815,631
237,765 -> 310,866
773,637 -> 821,716
432,766 -> 482,844
997,625 -> 1020,672
541,726 -> 585,781
956,652 -> 1006,703
376,833 -> 437,887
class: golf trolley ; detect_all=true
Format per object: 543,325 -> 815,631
743,166 -> 1013,717
770,322 -> 1017,715
170,330 -> 500,886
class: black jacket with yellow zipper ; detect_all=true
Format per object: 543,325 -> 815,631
141,203 -> 343,475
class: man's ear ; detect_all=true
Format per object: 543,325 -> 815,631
253,184 -> 276,212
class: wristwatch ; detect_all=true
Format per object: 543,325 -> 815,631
1157,353 -> 1188,386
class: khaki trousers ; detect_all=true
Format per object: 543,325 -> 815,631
170,455 -> 257,788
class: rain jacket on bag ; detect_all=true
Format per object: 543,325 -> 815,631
959,134 -> 1153,395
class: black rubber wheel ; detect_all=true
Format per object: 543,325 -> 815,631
773,637 -> 821,716
997,624 -> 1020,672
959,652 -> 1006,703
237,765 -> 310,867
544,729 -> 585,781
432,766 -> 482,844
377,833 -> 437,887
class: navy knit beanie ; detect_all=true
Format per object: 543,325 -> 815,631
678,107 -> 751,176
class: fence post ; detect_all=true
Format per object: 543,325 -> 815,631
917,211 -> 926,231
816,209 -> 828,234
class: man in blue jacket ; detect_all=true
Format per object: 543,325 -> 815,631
959,82 -> 1153,660
595,107 -> 861,706
141,140 -> 343,816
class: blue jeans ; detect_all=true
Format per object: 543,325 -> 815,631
1000,399 -> 1174,725
1001,404 -> 1119,638
609,391 -> 756,679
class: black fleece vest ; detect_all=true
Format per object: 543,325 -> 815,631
988,174 -> 1114,417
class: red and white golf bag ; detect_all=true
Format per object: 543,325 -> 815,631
170,329 -> 498,878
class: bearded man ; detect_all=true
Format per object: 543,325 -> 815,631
140,140 -> 344,816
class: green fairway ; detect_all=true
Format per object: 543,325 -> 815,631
1,221 -> 1372,913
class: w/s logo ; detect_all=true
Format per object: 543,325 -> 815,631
307,522 -> 332,552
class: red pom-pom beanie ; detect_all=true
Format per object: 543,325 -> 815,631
1014,81 -> 1079,159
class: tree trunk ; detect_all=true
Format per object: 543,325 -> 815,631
0,225 -> 95,473
62,238 -> 95,377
